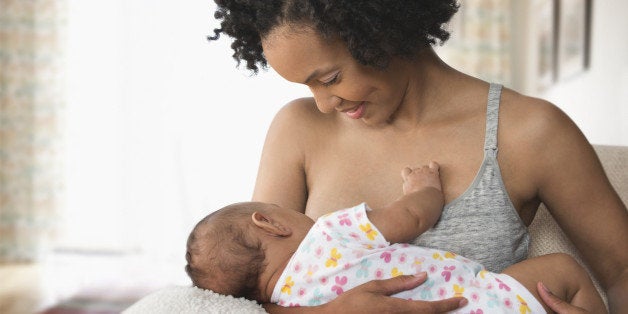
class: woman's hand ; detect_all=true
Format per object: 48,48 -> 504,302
264,273 -> 467,314
537,282 -> 592,314
327,273 -> 467,313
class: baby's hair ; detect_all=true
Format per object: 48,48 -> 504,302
209,0 -> 460,73
185,203 -> 266,300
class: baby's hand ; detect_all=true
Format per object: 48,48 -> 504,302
401,161 -> 442,195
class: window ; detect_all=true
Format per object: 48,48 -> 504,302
61,0 -> 308,263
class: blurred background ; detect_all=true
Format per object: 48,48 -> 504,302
1,0 -> 626,313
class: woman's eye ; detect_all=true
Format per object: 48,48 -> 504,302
321,73 -> 340,87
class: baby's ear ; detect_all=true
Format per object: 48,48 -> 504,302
251,211 -> 292,237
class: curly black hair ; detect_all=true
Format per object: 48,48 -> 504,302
209,0 -> 460,73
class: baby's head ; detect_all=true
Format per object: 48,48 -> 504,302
185,202 -> 266,300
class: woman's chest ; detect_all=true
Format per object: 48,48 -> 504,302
303,135 -> 490,219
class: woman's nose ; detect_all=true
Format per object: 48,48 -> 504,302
311,89 -> 342,114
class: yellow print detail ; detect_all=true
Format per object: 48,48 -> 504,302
432,252 -> 444,261
281,276 -> 294,295
391,267 -> 403,277
433,251 -> 456,261
478,269 -> 488,279
453,284 -> 465,297
359,223 -> 378,240
325,248 -> 342,268
517,294 -> 531,314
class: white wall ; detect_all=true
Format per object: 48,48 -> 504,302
540,0 -> 628,146
62,0 -> 309,255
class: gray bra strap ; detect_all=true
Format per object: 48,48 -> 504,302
484,83 -> 502,156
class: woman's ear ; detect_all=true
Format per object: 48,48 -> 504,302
251,211 -> 292,237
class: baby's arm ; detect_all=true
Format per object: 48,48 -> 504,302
367,162 -> 444,243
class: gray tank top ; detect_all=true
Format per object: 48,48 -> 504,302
413,83 -> 529,272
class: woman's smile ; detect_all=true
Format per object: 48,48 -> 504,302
339,102 -> 366,119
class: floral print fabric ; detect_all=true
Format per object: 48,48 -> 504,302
271,204 -> 545,313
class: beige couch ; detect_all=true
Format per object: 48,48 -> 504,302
125,144 -> 627,313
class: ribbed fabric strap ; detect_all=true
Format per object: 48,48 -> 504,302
484,83 -> 503,156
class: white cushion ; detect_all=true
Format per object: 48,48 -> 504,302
123,286 -> 268,314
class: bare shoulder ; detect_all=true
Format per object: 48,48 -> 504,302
497,88 -> 590,166
499,88 -> 580,145
275,97 -> 321,122
269,97 -> 334,140
494,88 -> 603,209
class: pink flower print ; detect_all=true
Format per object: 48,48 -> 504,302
486,282 -> 494,290
437,287 -> 447,298
298,288 -> 307,298
343,262 -> 352,270
293,262 -> 302,273
457,275 -> 465,285
400,243 -> 410,248
495,278 -> 511,291
319,276 -> 328,285
349,232 -> 361,241
470,279 -> 481,288
288,303 -> 300,307
412,257 -> 425,272
352,249 -> 365,258
355,211 -> 363,220
398,253 -> 407,264
324,220 -> 333,228
338,213 -> 352,226
380,251 -> 392,263
504,297 -> 513,309
331,276 -> 348,295
315,246 -> 324,258
441,265 -> 455,282
470,292 -> 480,303
375,268 -> 384,279
304,265 -> 318,283
470,310 -> 483,314
321,231 -> 332,241
428,264 -> 438,274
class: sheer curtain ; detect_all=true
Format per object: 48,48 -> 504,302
0,0 -> 66,262
60,0 -> 308,270
436,0 -> 513,86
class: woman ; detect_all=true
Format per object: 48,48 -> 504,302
209,1 -> 627,313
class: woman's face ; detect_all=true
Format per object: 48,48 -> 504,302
261,25 -> 410,126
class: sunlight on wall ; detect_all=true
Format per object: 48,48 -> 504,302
61,0 -> 308,259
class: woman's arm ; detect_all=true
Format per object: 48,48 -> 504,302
252,100 -> 312,211
518,101 -> 628,313
263,273 -> 467,314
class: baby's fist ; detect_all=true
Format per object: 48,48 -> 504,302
402,161 -> 442,194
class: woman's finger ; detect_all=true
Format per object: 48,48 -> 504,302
537,282 -> 589,313
363,274 -> 468,313
363,273 -> 429,295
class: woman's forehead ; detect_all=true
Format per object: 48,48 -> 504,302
262,25 -> 348,83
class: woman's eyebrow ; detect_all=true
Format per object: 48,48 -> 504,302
303,69 -> 320,84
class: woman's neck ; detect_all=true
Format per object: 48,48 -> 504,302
386,47 -> 469,131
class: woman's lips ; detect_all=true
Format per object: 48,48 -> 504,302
344,102 -> 365,119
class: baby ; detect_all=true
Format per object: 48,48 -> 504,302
185,162 -> 606,313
